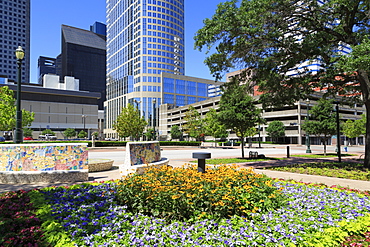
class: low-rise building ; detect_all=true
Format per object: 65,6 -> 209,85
159,93 -> 365,145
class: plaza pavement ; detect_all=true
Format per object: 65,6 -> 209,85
0,144 -> 369,193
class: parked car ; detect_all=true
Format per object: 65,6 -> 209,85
0,136 -> 5,142
39,134 -> 57,140
23,137 -> 33,140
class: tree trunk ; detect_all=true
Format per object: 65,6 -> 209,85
358,70 -> 370,168
365,101 -> 370,168
241,137 -> 245,158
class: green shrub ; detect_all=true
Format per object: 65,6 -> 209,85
116,165 -> 286,222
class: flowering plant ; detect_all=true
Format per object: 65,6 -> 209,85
116,164 -> 286,221
0,190 -> 45,246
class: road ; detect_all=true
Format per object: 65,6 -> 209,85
89,144 -> 365,167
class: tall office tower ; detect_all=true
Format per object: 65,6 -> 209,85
105,0 -> 221,138
0,0 -> 30,84
60,24 -> 107,110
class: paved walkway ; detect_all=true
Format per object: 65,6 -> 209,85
1,146 -> 369,193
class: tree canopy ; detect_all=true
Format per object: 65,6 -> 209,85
113,103 -> 147,140
217,77 -> 261,158
301,99 -> 337,155
203,108 -> 228,143
0,86 -> 34,131
170,125 -> 183,140
266,120 -> 285,143
183,106 -> 205,141
64,128 -> 77,139
195,0 -> 370,167
342,114 -> 366,140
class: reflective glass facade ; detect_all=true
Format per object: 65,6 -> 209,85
105,0 -> 185,133
104,0 -> 222,137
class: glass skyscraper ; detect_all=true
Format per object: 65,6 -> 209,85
0,0 -> 30,84
105,0 -> 221,138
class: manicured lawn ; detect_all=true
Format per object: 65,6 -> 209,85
266,162 -> 370,181
190,157 -> 286,164
1,165 -> 370,246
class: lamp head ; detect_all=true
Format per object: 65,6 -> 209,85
15,46 -> 25,60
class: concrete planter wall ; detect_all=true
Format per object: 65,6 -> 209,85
0,143 -> 88,183
120,141 -> 169,176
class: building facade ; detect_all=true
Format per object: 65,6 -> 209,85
0,80 -> 101,140
159,93 -> 366,145
0,0 -> 30,84
60,24 -> 107,110
104,0 -> 223,138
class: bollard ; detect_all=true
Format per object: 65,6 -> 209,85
192,152 -> 211,173
287,146 -> 290,158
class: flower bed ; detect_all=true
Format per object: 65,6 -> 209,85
1,165 -> 370,246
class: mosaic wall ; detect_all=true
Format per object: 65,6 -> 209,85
128,142 -> 161,166
0,144 -> 88,172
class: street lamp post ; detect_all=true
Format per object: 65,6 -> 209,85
82,115 -> 87,132
153,98 -> 156,141
305,99 -> 312,153
14,46 -> 25,144
335,101 -> 342,162
134,99 -> 141,116
258,125 -> 261,148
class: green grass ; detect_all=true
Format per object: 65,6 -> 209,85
190,157 -> 286,164
266,161 -> 370,181
291,153 -> 357,158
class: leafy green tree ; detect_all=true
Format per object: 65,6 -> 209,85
145,128 -> 156,141
78,130 -> 87,139
170,125 -> 183,140
23,128 -> 33,138
342,114 -> 366,141
64,128 -> 76,139
203,108 -> 228,145
194,0 -> 370,167
183,106 -> 205,141
301,99 -> 337,155
0,86 -> 34,131
113,103 -> 147,141
41,129 -> 55,136
217,78 -> 261,158
266,121 -> 285,143
92,131 -> 99,139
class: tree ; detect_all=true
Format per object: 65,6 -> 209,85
342,114 -> 366,142
145,128 -> 156,141
301,99 -> 337,155
23,128 -> 33,138
170,125 -> 183,140
42,129 -> 55,136
64,128 -> 76,139
113,103 -> 147,141
266,121 -> 285,143
217,78 -> 261,158
203,108 -> 228,146
0,86 -> 34,131
183,106 -> 205,141
78,130 -> 87,139
194,0 -> 370,167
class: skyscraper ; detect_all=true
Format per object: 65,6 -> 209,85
105,0 -> 222,138
60,24 -> 107,110
0,0 -> 30,84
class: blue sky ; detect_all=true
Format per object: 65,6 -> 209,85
30,0 -> 225,83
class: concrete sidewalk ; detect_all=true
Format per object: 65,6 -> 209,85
1,156 -> 369,193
